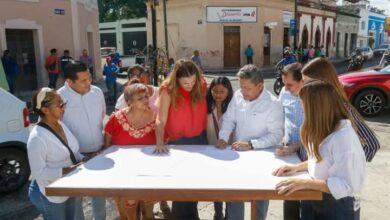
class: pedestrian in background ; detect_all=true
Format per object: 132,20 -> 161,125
60,50 -> 73,77
245,44 -> 254,64
1,49 -> 18,94
191,50 -> 203,70
45,48 -> 60,89
79,49 -> 94,81
103,56 -> 119,104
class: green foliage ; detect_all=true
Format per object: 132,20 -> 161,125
98,0 -> 147,22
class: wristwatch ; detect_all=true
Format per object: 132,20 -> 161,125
248,140 -> 254,150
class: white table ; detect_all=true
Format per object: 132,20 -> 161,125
46,145 -> 322,219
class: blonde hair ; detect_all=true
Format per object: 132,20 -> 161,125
162,59 -> 204,106
123,83 -> 148,105
299,80 -> 349,162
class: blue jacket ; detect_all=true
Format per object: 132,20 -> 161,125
245,47 -> 254,57
103,63 -> 118,83
282,56 -> 296,66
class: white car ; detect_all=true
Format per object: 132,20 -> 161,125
352,47 -> 374,60
0,87 -> 31,193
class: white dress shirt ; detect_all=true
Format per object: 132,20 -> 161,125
308,119 -> 366,199
27,121 -> 83,203
219,89 -> 284,149
58,83 -> 106,153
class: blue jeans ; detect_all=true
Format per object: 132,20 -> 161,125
301,193 -> 360,220
226,200 -> 269,220
105,80 -> 117,103
28,180 -> 77,220
5,74 -> 16,94
48,73 -> 59,89
74,197 -> 106,220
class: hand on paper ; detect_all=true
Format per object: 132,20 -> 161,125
231,141 -> 251,151
154,144 -> 169,154
275,178 -> 309,196
275,146 -> 295,156
216,139 -> 228,149
272,164 -> 298,177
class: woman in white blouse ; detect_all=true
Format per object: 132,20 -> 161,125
28,88 -> 84,220
273,80 -> 366,220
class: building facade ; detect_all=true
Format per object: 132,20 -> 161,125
297,0 -> 337,58
0,0 -> 101,93
99,18 -> 147,56
335,7 -> 359,58
147,0 -> 296,68
368,9 -> 386,48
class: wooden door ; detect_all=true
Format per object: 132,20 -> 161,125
224,26 -> 241,67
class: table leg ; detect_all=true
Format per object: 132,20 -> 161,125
251,201 -> 257,220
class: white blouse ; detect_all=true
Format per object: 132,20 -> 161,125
308,120 -> 367,199
27,121 -> 84,203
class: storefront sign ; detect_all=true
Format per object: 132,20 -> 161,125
54,9 -> 65,15
206,7 -> 257,23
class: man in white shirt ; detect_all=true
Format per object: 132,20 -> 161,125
58,61 -> 106,220
217,64 -> 284,220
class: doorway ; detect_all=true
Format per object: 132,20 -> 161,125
326,28 -> 331,57
344,33 -> 349,57
314,26 -> 321,48
263,27 -> 271,66
224,26 -> 241,68
5,29 -> 37,92
301,25 -> 309,48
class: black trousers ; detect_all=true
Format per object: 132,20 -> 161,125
169,131 -> 208,220
284,200 -> 300,220
247,56 -> 253,64
301,193 -> 360,220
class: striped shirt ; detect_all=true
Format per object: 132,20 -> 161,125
346,103 -> 380,162
278,88 -> 307,161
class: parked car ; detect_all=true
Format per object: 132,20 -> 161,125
0,87 -> 31,193
351,47 -> 374,60
339,66 -> 390,117
100,47 -> 116,57
374,44 -> 390,57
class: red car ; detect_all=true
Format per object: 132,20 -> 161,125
339,66 -> 390,117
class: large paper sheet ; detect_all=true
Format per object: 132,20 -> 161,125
47,145 -> 310,192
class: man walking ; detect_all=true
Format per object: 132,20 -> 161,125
58,62 -> 107,220
45,48 -> 60,89
245,45 -> 254,64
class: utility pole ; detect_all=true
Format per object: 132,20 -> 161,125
151,0 -> 158,86
163,0 -> 169,59
293,0 -> 298,49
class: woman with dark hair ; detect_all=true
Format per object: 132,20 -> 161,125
274,80 -> 366,220
154,59 -> 208,219
206,76 -> 233,220
301,58 -> 380,162
28,88 -> 84,220
206,76 -> 233,146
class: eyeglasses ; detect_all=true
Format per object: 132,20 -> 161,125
50,101 -> 67,109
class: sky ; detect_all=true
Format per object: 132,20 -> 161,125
338,0 -> 390,15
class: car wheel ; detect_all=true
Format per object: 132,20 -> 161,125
354,90 -> 386,117
0,148 -> 30,193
